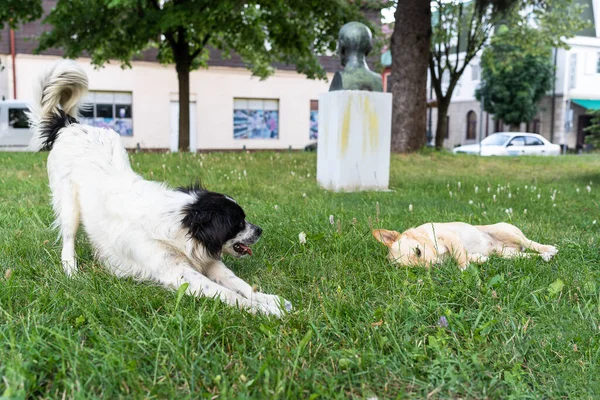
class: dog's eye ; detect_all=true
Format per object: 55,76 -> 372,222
240,222 -> 245,228
414,247 -> 422,257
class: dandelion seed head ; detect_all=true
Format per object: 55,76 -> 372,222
298,232 -> 307,244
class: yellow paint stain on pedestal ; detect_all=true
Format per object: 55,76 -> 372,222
340,96 -> 352,155
340,93 -> 381,157
362,95 -> 380,155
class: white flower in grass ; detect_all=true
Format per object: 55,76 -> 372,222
290,171 -> 296,176
447,183 -> 450,190
307,173 -> 311,178
593,220 -> 597,225
329,215 -> 334,225
483,211 -> 487,216
508,193 -> 512,199
493,194 -> 497,202
576,188 -> 580,193
299,232 -> 307,244
487,187 -> 491,193
537,194 -> 541,200
505,208 -> 513,215
274,205 -> 279,211
468,200 -> 473,205
553,203 -> 557,207
302,193 -> 307,198
475,186 -> 479,194
449,191 -> 453,198
524,209 -> 528,215
458,181 -> 461,189
243,170 -> 247,177
409,204 -> 413,212
525,185 -> 528,190
587,185 -> 592,193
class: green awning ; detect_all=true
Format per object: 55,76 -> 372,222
571,99 -> 600,110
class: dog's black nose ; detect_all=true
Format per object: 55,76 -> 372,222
255,226 -> 263,236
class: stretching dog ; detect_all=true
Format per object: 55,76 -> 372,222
373,222 -> 557,270
28,61 -> 291,317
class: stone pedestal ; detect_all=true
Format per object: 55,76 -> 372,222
317,91 -> 392,191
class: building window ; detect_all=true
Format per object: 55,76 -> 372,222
596,53 -> 600,73
471,64 -> 480,81
466,110 -> 477,140
309,100 -> 318,140
80,91 -> 133,136
233,98 -> 279,140
569,53 -> 577,89
8,108 -> 28,129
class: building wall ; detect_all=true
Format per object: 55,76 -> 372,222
14,54 -> 332,150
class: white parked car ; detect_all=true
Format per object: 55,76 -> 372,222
0,100 -> 32,150
453,132 -> 561,156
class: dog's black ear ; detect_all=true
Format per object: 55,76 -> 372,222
182,210 -> 229,259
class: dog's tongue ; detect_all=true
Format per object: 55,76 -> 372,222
238,244 -> 252,256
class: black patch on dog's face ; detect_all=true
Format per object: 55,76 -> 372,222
178,186 -> 249,259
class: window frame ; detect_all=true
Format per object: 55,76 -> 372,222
8,107 -> 29,129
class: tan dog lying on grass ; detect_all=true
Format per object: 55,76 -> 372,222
373,222 -> 557,270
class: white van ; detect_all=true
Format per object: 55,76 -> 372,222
0,100 -> 32,150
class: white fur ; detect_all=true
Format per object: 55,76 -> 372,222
29,60 -> 291,317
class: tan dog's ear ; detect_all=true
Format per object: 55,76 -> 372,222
372,229 -> 400,247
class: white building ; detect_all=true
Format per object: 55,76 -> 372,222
383,0 -> 600,151
0,0 -> 337,151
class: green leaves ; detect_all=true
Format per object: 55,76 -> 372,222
477,25 -> 555,127
0,0 -> 43,32
548,279 -> 565,296
37,0 -> 378,80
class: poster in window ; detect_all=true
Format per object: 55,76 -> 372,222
81,117 -> 133,136
309,100 -> 318,140
233,109 -> 279,139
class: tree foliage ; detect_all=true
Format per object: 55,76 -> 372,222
426,0 -> 587,149
38,0 -> 377,150
476,29 -> 554,128
0,0 -> 43,32
584,111 -> 600,148
476,0 -> 588,129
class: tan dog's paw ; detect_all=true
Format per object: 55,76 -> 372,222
541,246 -> 558,261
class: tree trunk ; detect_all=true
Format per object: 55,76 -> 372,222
435,99 -> 450,150
176,62 -> 191,152
389,0 -> 431,153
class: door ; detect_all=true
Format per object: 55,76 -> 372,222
577,115 -> 593,150
506,136 -> 526,155
170,101 -> 197,152
0,106 -> 32,147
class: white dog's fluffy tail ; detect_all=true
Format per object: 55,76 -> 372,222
28,60 -> 89,151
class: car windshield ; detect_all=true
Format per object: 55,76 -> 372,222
481,134 -> 510,146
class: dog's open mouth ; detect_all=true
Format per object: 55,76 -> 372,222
233,243 -> 253,256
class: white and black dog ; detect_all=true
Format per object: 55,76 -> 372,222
28,60 -> 291,317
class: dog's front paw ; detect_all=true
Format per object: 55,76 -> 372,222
459,262 -> 470,271
252,293 -> 293,314
61,258 -> 78,276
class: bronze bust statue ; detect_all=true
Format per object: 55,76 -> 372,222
329,21 -> 383,92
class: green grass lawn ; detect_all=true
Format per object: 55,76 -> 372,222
1,151 -> 599,399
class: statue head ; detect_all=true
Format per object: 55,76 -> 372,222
337,22 -> 373,67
